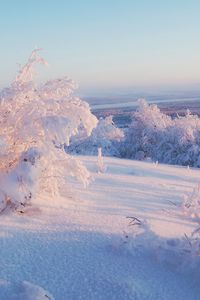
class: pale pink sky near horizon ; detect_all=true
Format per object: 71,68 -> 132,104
1,0 -> 200,95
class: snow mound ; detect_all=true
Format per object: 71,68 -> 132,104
0,280 -> 54,300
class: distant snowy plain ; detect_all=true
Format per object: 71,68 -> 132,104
0,156 -> 199,299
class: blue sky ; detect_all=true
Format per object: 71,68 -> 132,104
0,0 -> 200,95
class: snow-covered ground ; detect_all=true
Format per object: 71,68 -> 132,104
0,156 -> 199,299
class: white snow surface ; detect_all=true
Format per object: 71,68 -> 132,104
0,156 -> 199,300
0,280 -> 54,300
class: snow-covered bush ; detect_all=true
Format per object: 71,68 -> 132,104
0,49 -> 98,212
123,215 -> 200,268
121,99 -> 200,167
66,115 -> 124,156
168,184 -> 200,257
178,183 -> 200,220
153,183 -> 200,265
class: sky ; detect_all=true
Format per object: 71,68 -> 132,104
0,0 -> 200,96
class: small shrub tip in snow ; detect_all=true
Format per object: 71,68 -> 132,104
97,148 -> 106,173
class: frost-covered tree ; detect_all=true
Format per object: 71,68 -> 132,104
66,115 -> 124,156
0,49 -> 98,212
120,99 -> 172,160
122,99 -> 200,167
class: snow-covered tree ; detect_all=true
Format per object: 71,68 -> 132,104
0,49 -> 98,212
121,99 -> 200,167
66,115 -> 124,156
120,99 -> 172,160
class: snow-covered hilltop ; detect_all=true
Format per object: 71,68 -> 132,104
0,156 -> 200,299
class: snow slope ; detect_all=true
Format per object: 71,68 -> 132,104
0,156 -> 199,299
